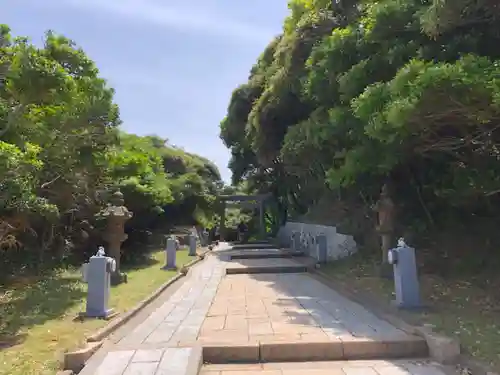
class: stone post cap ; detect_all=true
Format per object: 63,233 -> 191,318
96,246 -> 105,257
101,205 -> 133,218
99,189 -> 133,219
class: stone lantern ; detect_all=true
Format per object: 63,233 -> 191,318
101,190 -> 133,285
374,183 -> 396,279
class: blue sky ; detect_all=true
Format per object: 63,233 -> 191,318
3,0 -> 289,183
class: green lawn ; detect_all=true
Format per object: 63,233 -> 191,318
0,249 -> 192,375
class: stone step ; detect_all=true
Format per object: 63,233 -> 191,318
230,243 -> 276,250
200,359 -> 451,375
223,257 -> 311,275
225,266 -> 308,274
228,251 -> 306,260
229,253 -> 293,260
82,347 -> 202,375
238,240 -> 271,244
196,335 -> 428,363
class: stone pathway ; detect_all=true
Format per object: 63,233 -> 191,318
117,256 -> 224,347
220,248 -> 291,259
79,244 -> 453,375
91,347 -> 201,375
203,272 -> 410,341
201,360 -> 452,375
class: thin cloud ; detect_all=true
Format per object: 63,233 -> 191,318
63,0 -> 279,44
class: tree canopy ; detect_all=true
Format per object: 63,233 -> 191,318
0,26 -> 222,277
220,0 -> 500,257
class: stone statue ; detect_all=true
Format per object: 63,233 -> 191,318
100,190 -> 133,285
96,246 -> 106,257
374,183 -> 395,264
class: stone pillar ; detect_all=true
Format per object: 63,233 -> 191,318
164,237 -> 177,270
201,229 -> 209,246
388,240 -> 421,309
81,248 -> 116,318
259,199 -> 265,240
219,200 -> 226,241
188,234 -> 197,256
316,234 -> 328,264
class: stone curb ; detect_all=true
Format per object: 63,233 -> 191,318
62,340 -> 103,374
186,346 -> 204,375
281,250 -> 499,374
86,272 -> 185,343
309,266 -> 500,375
199,337 -> 427,364
180,254 -> 206,275
86,249 -> 208,343
62,251 -> 209,373
306,265 -> 463,366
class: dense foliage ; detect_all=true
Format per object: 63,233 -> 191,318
0,26 -> 222,278
220,0 -> 500,268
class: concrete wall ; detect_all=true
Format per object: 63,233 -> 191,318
276,221 -> 357,261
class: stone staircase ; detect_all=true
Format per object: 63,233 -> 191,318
193,243 -> 451,375
80,242 -> 454,375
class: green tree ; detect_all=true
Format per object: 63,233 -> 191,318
0,25 -> 223,278
219,0 -> 500,266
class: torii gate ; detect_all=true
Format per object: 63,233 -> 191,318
217,193 -> 272,240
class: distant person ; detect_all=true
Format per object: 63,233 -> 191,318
215,225 -> 220,240
208,226 -> 215,242
237,221 -> 248,243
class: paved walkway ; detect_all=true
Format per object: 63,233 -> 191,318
201,360 -> 452,375
117,256 -> 224,347
79,244 -> 452,375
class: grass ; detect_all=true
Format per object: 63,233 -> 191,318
321,252 -> 500,371
0,249 -> 193,375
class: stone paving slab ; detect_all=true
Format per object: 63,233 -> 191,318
201,359 -> 452,375
116,256 -> 225,347
197,273 -> 427,362
80,252 -> 429,373
86,347 -> 202,375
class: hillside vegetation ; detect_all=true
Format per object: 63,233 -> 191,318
220,0 -> 500,271
219,1 -> 500,368
0,25 -> 222,280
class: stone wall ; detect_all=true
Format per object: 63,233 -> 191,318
276,221 -> 357,261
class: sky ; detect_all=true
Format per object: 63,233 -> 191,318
2,0 -> 289,183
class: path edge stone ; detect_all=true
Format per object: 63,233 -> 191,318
86,248 -> 209,343
307,263 -> 500,373
62,340 -> 103,373
304,263 -> 467,368
61,249 -> 210,372
85,272 -> 185,343
186,346 -> 204,375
